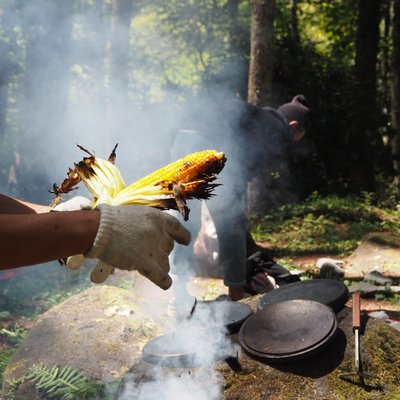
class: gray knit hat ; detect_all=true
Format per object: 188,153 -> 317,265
277,95 -> 310,131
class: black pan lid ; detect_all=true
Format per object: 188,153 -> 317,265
194,300 -> 253,334
240,299 -> 338,362
257,279 -> 349,312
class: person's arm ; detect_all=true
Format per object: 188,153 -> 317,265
0,194 -> 191,289
0,194 -> 50,214
0,210 -> 99,270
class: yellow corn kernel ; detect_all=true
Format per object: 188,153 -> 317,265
120,150 -> 224,191
74,149 -> 226,220
111,150 -> 225,206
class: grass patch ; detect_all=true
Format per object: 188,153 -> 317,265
250,192 -> 400,257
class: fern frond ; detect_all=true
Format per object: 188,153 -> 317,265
0,350 -> 15,385
25,363 -> 104,400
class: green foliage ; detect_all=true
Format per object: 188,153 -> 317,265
11,363 -> 105,400
129,0 -> 249,102
372,286 -> 400,304
0,263 -> 93,318
250,193 -> 400,256
0,0 -> 398,195
0,350 -> 15,386
0,324 -> 27,346
301,0 -> 358,62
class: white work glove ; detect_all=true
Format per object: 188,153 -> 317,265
53,196 -> 93,211
72,204 -> 191,289
53,196 -> 117,282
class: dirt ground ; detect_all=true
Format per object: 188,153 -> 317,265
1,252 -> 398,356
148,252 -> 400,313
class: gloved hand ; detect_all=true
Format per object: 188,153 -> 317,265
53,196 -> 117,282
53,196 -> 93,211
80,204 -> 191,289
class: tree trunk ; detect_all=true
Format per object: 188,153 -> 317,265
355,0 -> 381,99
290,0 -> 300,44
391,0 -> 400,188
20,1 -> 73,200
108,0 -> 134,133
381,0 -> 391,112
247,0 -> 275,107
351,0 -> 381,192
247,0 -> 276,216
23,2 -> 73,130
0,57 -> 12,189
0,59 -> 11,142
227,0 -> 241,42
226,0 -> 250,99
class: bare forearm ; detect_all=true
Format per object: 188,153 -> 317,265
0,194 -> 50,214
0,211 -> 100,269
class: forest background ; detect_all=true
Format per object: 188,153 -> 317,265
0,0 -> 400,299
1,0 -> 400,207
1,2 -> 400,397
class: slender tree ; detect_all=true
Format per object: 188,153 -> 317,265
247,0 -> 275,107
0,42 -> 13,140
227,0 -> 241,42
391,0 -> 400,188
226,0 -> 249,98
351,0 -> 382,191
0,37 -> 18,190
109,0 -> 134,105
247,0 -> 276,216
290,0 -> 300,44
19,0 -> 73,200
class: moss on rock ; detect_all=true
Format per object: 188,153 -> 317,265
2,285 -> 162,399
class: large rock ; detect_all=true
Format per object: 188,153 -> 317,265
345,232 -> 400,278
2,285 -> 164,399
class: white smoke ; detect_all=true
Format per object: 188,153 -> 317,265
118,298 -> 240,400
0,3 -> 289,397
119,368 -> 224,400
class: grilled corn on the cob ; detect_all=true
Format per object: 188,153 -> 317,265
57,147 -> 226,221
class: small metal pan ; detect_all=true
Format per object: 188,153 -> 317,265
142,329 -> 241,370
141,301 -> 251,369
142,331 -> 213,368
240,299 -> 338,363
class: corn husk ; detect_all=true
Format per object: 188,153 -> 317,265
52,145 -> 226,221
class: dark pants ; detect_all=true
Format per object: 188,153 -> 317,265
171,183 -> 247,288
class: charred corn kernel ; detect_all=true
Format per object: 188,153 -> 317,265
74,150 -> 226,213
123,150 -> 225,191
111,150 -> 226,206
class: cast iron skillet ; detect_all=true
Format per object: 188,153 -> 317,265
257,279 -> 349,313
240,299 -> 338,363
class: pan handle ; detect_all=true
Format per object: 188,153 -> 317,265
352,291 -> 361,330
